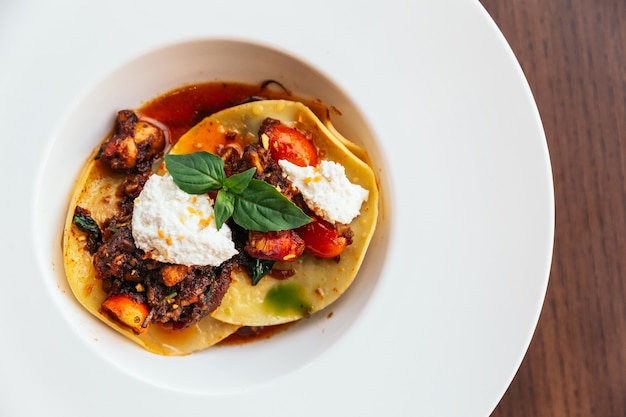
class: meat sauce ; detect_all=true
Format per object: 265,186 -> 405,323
138,81 -> 317,344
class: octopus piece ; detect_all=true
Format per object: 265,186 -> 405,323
98,110 -> 166,173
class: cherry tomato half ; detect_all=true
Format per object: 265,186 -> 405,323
297,217 -> 350,259
245,229 -> 306,261
260,118 -> 318,167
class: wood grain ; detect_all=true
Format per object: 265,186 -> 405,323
479,0 -> 626,416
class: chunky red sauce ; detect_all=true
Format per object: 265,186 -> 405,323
140,81 -> 295,142
138,80 -> 317,345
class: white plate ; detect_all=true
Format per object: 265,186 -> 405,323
0,1 -> 553,416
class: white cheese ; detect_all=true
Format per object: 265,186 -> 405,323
131,173 -> 238,266
278,159 -> 369,224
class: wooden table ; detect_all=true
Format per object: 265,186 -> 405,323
479,1 -> 626,416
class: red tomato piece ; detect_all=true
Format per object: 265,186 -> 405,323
260,118 -> 318,166
297,217 -> 351,259
245,229 -> 306,261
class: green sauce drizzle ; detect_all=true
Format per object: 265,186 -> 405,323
264,283 -> 312,316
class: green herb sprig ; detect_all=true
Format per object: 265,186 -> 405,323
164,151 -> 312,232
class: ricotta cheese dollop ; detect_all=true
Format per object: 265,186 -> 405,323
131,173 -> 238,266
278,159 -> 369,224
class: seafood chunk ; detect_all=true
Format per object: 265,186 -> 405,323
98,110 -> 166,172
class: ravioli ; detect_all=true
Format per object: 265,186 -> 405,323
169,100 -> 379,326
63,154 -> 239,355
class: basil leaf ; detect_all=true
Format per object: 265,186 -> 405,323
223,167 -> 255,194
165,151 -> 311,233
72,212 -> 102,243
214,189 -> 235,230
165,152 -> 225,194
232,179 -> 312,231
250,258 -> 275,286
